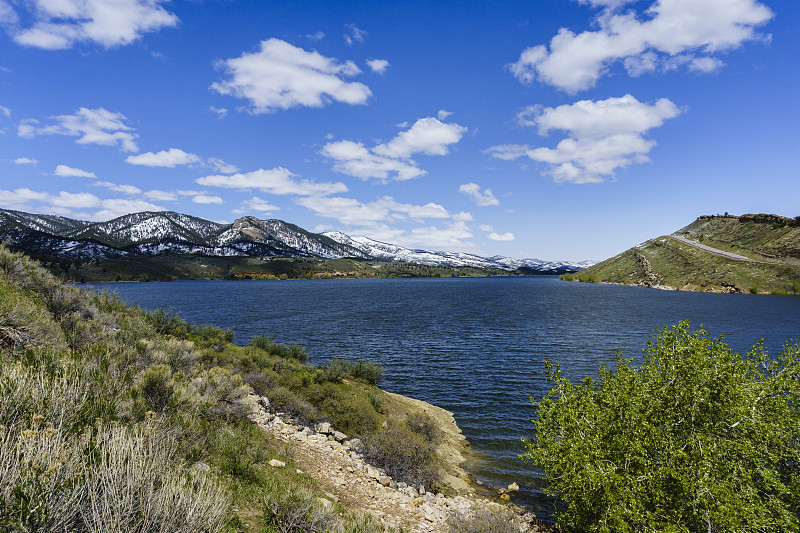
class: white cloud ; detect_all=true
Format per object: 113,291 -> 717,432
459,182 -> 499,206
366,59 -> 389,74
209,106 -> 228,119
306,31 -> 325,41
14,157 -> 38,165
487,94 -> 682,183
479,224 -> 493,232
509,0 -> 774,92
196,167 -> 348,197
488,232 -> 515,241
297,196 -> 388,226
207,157 -> 239,174
3,0 -> 178,50
452,211 -> 473,222
55,164 -> 97,178
18,107 -> 138,152
321,117 -> 467,182
344,23 -> 366,46
236,196 -> 281,214
408,221 -> 473,250
320,140 -> 424,182
92,198 -> 166,220
91,181 -> 142,195
192,194 -> 223,205
0,186 -> 166,220
373,117 -> 467,159
437,109 -> 453,120
296,195 -> 451,227
211,38 -> 371,113
0,104 -> 9,117
143,189 -> 177,201
126,148 -> 202,167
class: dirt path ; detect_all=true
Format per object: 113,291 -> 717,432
669,235 -> 762,262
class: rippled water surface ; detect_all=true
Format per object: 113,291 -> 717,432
91,277 -> 800,516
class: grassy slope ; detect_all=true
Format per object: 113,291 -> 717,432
572,215 -> 800,294
0,245 -> 456,532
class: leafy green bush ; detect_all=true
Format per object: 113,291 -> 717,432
263,479 -> 337,533
524,321 -> 800,532
559,272 -> 575,281
320,357 -> 384,385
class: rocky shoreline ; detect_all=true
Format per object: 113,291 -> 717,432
247,392 -> 542,532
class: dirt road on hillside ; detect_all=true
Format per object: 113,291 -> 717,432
669,235 -> 762,262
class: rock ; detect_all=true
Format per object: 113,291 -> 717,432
345,438 -> 362,451
332,430 -> 347,442
316,497 -> 333,509
259,396 -> 270,410
496,488 -> 507,495
268,459 -> 286,468
507,482 -> 520,492
316,422 -> 332,434
499,493 -> 510,503
301,426 -> 313,436
379,476 -> 391,486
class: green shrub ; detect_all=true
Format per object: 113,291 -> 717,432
524,322 -> 800,532
249,335 -> 309,363
361,419 -> 440,489
304,382 -> 381,437
559,272 -> 575,281
319,358 -> 384,385
263,479 -> 337,533
446,505 -> 520,533
578,271 -> 597,283
136,364 -> 174,413
269,385 -> 320,425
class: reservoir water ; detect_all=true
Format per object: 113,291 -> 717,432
90,276 -> 800,516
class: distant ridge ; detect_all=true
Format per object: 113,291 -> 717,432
571,214 -> 800,294
0,208 -> 593,274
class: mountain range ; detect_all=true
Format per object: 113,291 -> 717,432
0,208 -> 594,274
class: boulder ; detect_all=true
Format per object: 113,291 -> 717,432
268,459 -> 286,468
316,422 -> 332,434
507,482 -> 520,492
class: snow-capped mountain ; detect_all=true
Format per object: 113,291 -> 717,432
0,208 -> 593,273
322,232 -> 594,272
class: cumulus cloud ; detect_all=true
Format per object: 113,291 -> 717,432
321,117 -> 467,182
488,232 -> 515,241
0,104 -> 9,117
55,164 -> 97,178
236,196 -> 281,214
196,167 -> 347,197
91,181 -> 142,195
366,59 -> 389,74
2,0 -> 178,50
91,198 -> 166,220
126,148 -> 202,167
192,194 -> 223,205
18,107 -> 138,152
509,0 -> 774,92
143,189 -> 178,202
14,157 -> 38,165
344,23 -> 366,46
125,148 -> 238,173
296,195 -> 451,227
211,38 -> 371,113
459,182 -> 499,206
486,94 -> 682,183
408,221 -> 473,250
0,186 -> 165,219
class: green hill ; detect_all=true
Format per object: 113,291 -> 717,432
568,214 -> 800,294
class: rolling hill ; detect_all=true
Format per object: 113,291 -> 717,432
569,214 -> 800,294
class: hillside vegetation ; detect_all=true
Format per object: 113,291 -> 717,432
0,244 -> 480,532
567,214 -> 800,294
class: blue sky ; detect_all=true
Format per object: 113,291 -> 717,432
1,0 -> 797,261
